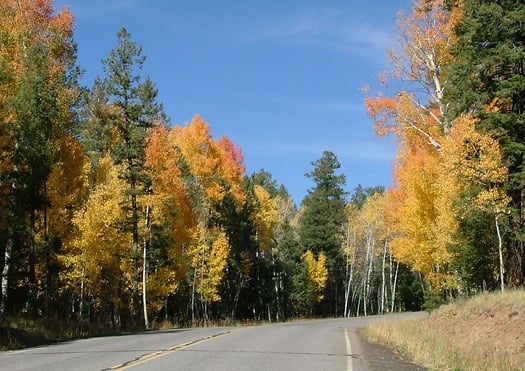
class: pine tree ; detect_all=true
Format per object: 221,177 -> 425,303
102,27 -> 163,327
298,151 -> 347,316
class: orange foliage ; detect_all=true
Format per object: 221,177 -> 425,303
0,0 -> 77,188
0,0 -> 74,76
364,0 -> 459,147
170,115 -> 246,206
145,123 -> 195,249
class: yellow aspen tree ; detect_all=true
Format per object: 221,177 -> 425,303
342,204 -> 360,317
360,194 -> 389,315
170,115 -> 245,205
252,185 -> 280,251
64,156 -> 131,321
302,249 -> 328,306
188,226 -> 229,310
386,135 -> 457,290
442,113 -> 510,291
46,134 -> 88,241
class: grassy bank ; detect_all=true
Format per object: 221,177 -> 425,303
361,290 -> 525,370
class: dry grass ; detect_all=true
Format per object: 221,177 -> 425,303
361,290 -> 525,370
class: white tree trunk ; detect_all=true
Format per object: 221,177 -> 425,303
380,240 -> 387,314
391,261 -> 399,313
142,204 -> 151,330
1,237 -> 12,315
142,240 -> 149,330
344,228 -> 357,317
495,215 -> 505,292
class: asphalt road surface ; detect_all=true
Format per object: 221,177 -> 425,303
0,312 -> 428,371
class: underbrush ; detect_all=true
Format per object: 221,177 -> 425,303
0,316 -> 269,350
0,317 -> 121,350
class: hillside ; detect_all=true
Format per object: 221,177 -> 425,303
362,290 -> 525,370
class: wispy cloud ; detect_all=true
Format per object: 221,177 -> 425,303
62,0 -> 141,22
244,8 -> 394,57
252,140 -> 395,161
311,99 -> 365,113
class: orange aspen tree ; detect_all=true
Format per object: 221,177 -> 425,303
365,0 -> 460,143
143,123 -> 195,319
170,115 -> 245,320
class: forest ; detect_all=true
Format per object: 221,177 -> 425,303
0,0 -> 523,332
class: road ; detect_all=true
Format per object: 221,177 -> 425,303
0,312 -> 427,371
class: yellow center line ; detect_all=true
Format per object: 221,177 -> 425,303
107,331 -> 231,370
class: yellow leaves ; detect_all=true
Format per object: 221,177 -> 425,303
364,0 -> 511,293
252,185 -> 279,251
187,225 -> 230,304
46,134 -> 87,238
385,134 -> 458,289
382,112 -> 510,290
475,189 -> 510,214
216,136 -> 246,204
302,250 -> 328,303
444,114 -> 508,188
146,267 -> 182,312
441,114 -> 510,216
68,156 -> 131,295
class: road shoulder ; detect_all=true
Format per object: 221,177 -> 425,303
354,330 -> 427,371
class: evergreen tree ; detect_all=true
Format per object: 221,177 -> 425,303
298,151 -> 347,316
445,0 -> 525,285
101,27 -> 163,326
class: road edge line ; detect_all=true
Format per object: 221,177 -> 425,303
345,328 -> 353,371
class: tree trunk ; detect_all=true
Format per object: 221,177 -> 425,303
495,214 -> 505,292
131,188 -> 140,327
380,240 -> 387,314
142,204 -> 150,330
0,237 -> 12,316
344,239 -> 356,318
191,269 -> 196,323
142,239 -> 148,330
391,260 -> 399,313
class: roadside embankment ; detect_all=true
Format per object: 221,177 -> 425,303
361,290 -> 525,370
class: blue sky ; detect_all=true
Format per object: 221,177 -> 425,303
54,0 -> 411,205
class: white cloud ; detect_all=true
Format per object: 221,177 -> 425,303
59,0 -> 141,21
244,8 -> 394,57
252,139 -> 395,161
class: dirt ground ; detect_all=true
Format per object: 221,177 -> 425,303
426,302 -> 525,367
